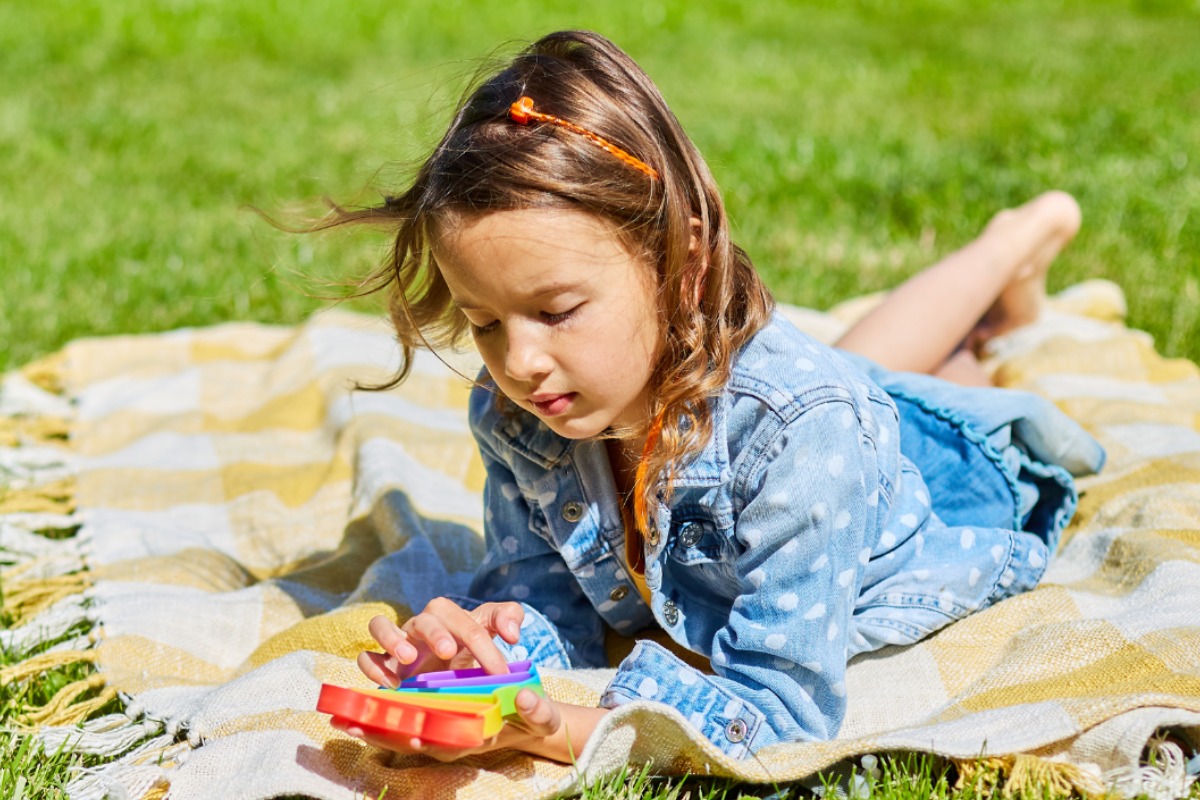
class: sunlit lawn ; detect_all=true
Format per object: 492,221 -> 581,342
2,0 -> 1198,373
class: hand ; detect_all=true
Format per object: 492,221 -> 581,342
357,598 -> 524,688
331,690 -> 609,764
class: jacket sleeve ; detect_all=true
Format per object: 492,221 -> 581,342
465,389 -> 608,669
601,397 -> 879,756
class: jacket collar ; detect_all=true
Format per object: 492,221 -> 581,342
669,395 -> 731,487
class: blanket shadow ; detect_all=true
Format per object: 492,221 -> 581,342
297,738 -> 541,800
270,487 -> 487,618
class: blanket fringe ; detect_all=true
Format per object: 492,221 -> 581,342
2,520 -> 87,582
68,762 -> 168,800
0,476 -> 77,515
39,713 -> 165,757
1,359 -> 70,416
0,647 -> 97,686
65,734 -> 181,800
1108,738 -> 1198,800
2,571 -> 92,624
2,546 -> 87,582
0,445 -> 77,488
18,352 -> 67,397
0,415 -> 70,447
954,754 -> 1108,799
0,594 -> 91,651
0,512 -> 84,566
17,673 -> 114,727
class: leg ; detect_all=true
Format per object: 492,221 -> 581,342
931,346 -> 991,387
834,191 -> 1081,378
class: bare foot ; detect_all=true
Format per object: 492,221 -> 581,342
968,191 -> 1082,351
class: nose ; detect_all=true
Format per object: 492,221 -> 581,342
503,321 -> 553,382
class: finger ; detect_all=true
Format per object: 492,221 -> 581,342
331,719 -> 433,758
509,690 -> 561,737
475,602 -> 525,646
409,599 -> 510,674
405,612 -> 461,662
449,610 -> 511,675
368,615 -> 418,664
357,650 -> 402,689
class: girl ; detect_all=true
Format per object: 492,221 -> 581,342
322,30 -> 1105,762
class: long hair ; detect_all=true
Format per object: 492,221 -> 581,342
309,30 -> 774,536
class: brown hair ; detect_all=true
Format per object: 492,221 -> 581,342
311,30 -> 774,535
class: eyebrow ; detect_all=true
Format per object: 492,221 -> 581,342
451,282 -> 581,312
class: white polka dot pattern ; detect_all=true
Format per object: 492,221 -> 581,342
468,311 -> 1091,760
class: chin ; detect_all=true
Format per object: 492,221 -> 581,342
541,415 -> 609,441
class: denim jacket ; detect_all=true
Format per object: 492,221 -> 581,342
463,313 -> 1105,757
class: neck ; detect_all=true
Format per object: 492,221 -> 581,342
604,437 -> 643,500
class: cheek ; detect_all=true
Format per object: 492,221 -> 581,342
624,308 -> 662,371
471,339 -> 508,385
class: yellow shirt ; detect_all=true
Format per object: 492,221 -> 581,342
619,502 -> 653,606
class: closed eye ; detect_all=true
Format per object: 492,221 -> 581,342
467,303 -> 581,336
469,319 -> 499,335
541,304 -> 582,326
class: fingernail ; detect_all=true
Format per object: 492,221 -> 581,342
506,621 -> 520,638
516,690 -> 537,711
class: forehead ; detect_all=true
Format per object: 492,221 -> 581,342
431,208 -> 650,292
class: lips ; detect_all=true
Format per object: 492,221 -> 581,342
529,392 -> 576,416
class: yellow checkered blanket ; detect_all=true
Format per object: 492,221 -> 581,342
1,281 -> 1198,799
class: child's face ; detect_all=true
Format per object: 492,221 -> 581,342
433,208 -> 660,441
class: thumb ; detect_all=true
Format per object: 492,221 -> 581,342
512,689 -> 561,737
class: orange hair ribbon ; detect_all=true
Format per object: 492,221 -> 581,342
508,96 -> 659,180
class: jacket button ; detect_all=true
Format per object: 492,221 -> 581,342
678,521 -> 702,547
561,501 -> 584,522
647,526 -> 661,547
725,719 -> 747,743
662,599 -> 679,626
609,585 -> 629,602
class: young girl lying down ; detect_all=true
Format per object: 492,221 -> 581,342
314,30 -> 1104,762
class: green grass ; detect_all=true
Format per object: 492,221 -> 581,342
1,734 -> 75,800
3,0 -> 1200,797
0,605 -> 115,800
1,0 -> 1199,372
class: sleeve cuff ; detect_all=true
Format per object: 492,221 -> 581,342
599,640 -> 781,758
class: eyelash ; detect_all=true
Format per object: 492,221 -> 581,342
542,307 -> 578,326
469,306 -> 580,336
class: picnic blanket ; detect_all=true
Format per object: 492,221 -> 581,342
2,280 -> 1198,800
